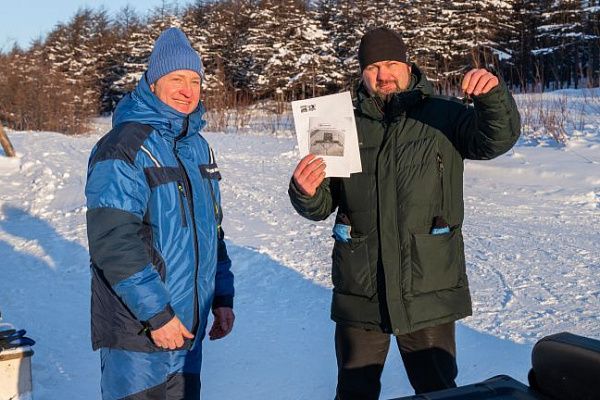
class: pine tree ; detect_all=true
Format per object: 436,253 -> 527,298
183,0 -> 254,108
42,8 -> 115,129
325,0 -> 364,90
89,8 -> 122,114
535,0 -> 588,89
236,0 -> 283,97
102,6 -> 144,111
110,12 -> 182,98
45,9 -> 96,115
3,0 -> 600,127
407,0 -> 447,84
261,2 -> 338,99
400,1 -> 509,91
500,0 -> 543,90
582,0 -> 600,87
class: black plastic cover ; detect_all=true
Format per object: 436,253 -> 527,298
389,375 -> 548,400
529,332 -> 600,400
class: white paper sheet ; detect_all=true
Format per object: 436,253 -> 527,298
291,92 -> 362,177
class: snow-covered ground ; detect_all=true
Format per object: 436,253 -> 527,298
0,90 -> 599,399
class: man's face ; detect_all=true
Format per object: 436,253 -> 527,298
150,70 -> 201,114
362,61 -> 411,97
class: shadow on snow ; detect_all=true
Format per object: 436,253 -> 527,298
0,206 -> 531,399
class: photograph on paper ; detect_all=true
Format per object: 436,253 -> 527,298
309,117 -> 346,157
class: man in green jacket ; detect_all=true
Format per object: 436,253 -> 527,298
288,27 -> 521,399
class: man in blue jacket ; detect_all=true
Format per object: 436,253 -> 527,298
86,27 -> 234,399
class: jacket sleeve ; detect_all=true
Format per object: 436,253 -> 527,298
210,171 -> 234,309
212,224 -> 234,309
288,177 -> 339,221
86,154 -> 173,330
449,78 -> 521,160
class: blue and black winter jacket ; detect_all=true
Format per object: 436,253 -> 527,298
86,74 -> 234,352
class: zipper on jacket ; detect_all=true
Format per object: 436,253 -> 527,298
173,138 -> 200,336
176,181 -> 189,227
205,179 -> 222,230
205,149 -> 222,228
437,152 -> 445,212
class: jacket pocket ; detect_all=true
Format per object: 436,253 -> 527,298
176,181 -> 189,227
199,162 -> 222,227
331,235 -> 375,298
410,226 -> 465,295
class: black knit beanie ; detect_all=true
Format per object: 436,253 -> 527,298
358,28 -> 407,71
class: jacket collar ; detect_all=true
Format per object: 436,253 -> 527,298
112,72 -> 206,140
355,64 -> 433,121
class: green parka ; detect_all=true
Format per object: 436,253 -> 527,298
289,65 -> 521,335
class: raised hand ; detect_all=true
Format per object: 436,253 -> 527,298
462,68 -> 499,96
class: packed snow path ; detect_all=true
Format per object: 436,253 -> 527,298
0,111 -> 598,398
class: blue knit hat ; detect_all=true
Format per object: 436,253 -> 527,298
147,27 -> 204,84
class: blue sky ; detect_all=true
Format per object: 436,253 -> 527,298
0,0 -> 193,52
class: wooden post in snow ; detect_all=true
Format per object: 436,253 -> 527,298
0,124 -> 16,157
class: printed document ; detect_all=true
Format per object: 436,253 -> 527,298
291,92 -> 362,177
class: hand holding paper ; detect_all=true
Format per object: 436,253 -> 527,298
292,154 -> 326,197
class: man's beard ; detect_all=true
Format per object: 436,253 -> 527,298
375,79 -> 406,100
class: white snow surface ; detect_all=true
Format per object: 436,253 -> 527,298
0,92 -> 599,399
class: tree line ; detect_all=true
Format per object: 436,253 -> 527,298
0,0 -> 598,134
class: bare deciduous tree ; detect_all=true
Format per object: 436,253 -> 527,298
0,124 -> 15,157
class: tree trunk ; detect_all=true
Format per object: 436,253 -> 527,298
0,124 -> 16,157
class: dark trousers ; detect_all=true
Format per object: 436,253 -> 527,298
122,373 -> 201,400
335,322 -> 457,399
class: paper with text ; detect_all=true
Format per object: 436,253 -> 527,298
292,92 -> 361,177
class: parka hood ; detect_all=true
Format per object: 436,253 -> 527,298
112,72 -> 206,139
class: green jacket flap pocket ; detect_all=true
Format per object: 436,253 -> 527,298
410,227 -> 465,295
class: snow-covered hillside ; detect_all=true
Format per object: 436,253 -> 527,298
0,90 -> 598,399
